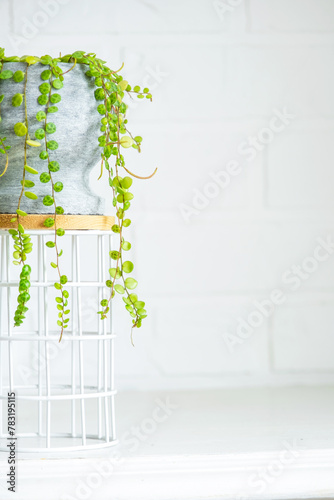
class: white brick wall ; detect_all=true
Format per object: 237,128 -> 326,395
250,0 -> 334,33
272,298 -> 334,372
1,0 -> 334,390
267,123 -> 334,208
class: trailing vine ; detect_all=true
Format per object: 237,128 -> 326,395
0,136 -> 9,177
37,60 -> 70,341
0,48 -> 155,341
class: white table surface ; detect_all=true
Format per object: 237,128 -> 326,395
1,386 -> 334,500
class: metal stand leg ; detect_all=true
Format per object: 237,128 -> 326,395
0,230 -> 117,453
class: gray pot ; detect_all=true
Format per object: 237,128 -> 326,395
0,62 -> 104,215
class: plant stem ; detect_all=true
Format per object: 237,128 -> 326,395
16,64 -> 29,264
0,137 -> 9,177
45,71 -> 66,341
122,165 -> 157,180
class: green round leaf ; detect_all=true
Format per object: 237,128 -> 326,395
109,267 -> 121,279
26,140 -> 41,147
16,209 -> 27,217
123,261 -> 134,273
43,195 -> 54,206
44,217 -> 55,228
97,104 -> 106,115
56,206 -> 64,215
12,93 -> 23,107
52,79 -> 63,89
41,69 -> 52,80
39,151 -> 49,160
13,70 -> 25,83
49,161 -> 60,172
0,70 -> 13,80
124,192 -> 134,201
50,93 -> 61,104
36,111 -> 46,122
18,291 -> 30,303
25,56 -> 39,65
46,122 -> 56,134
24,165 -> 38,174
21,179 -> 35,188
72,50 -> 86,58
38,94 -> 49,105
39,82 -> 51,94
94,88 -> 105,100
121,177 -> 133,189
112,177 -> 121,188
21,264 -> 31,275
40,172 -> 51,183
35,128 -> 45,140
19,279 -> 30,291
14,122 -> 27,137
115,284 -> 125,294
124,278 -> 138,290
40,55 -> 52,65
47,140 -> 58,150
110,250 -> 120,260
134,301 -> 145,309
54,182 -> 63,192
24,191 -> 38,200
120,136 -> 133,148
48,105 -> 58,113
14,254 -> 23,264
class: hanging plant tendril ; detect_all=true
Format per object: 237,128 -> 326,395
0,48 -> 154,340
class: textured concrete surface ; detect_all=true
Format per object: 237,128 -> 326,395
0,62 -> 104,215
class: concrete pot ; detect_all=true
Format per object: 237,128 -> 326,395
0,62 -> 103,215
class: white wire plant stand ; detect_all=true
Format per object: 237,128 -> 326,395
0,225 -> 117,453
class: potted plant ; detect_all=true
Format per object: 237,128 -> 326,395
0,48 -> 156,341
